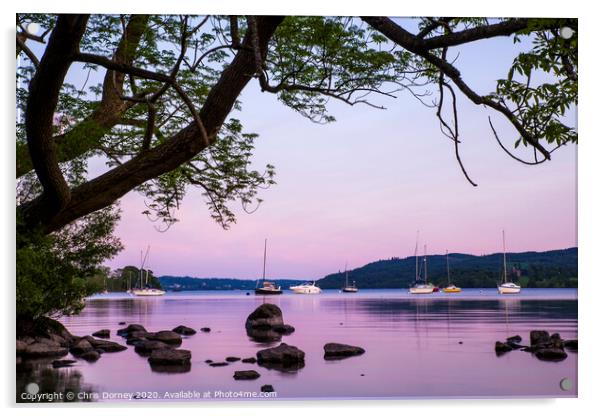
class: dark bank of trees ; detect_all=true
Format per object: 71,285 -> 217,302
318,248 -> 578,289
16,15 -> 577,320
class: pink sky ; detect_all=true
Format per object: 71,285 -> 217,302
105,28 -> 576,280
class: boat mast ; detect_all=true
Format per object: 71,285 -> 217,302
345,262 -> 349,287
502,230 -> 507,284
262,238 -> 267,283
414,231 -> 420,282
424,244 -> 428,284
446,249 -> 450,286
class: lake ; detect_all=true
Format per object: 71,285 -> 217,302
17,288 -> 578,401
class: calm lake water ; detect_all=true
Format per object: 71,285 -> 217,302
17,288 -> 577,401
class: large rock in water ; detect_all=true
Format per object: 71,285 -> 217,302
323,343 -> 365,359
246,304 -> 284,329
256,343 -> 305,372
495,341 -> 513,356
92,329 -> 110,338
146,330 -> 182,345
117,324 -> 147,337
134,340 -> 172,355
70,339 -> 94,356
82,336 -> 127,352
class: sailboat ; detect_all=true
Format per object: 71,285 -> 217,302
132,246 -> 166,296
255,239 -> 283,295
410,242 -> 435,294
442,250 -> 461,293
497,230 -> 521,294
342,263 -> 358,293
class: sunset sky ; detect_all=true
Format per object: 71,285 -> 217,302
60,19 -> 577,280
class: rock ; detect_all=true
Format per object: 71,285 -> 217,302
200,327 -> 211,333
507,341 -> 526,350
257,343 -> 305,371
507,335 -> 522,343
272,324 -> 295,334
117,324 -> 147,337
242,357 -> 257,364
226,356 -> 241,362
16,340 -> 27,356
233,370 -> 260,380
209,362 -> 229,367
564,339 -> 578,351
146,330 -> 182,345
82,336 -> 127,352
70,339 -> 94,356
134,340 -> 172,354
323,343 -> 365,359
148,349 -> 191,366
495,341 -> 513,355
458,341 -> 463,344
205,359 -> 213,363
246,304 -> 284,329
23,342 -> 68,358
52,359 -> 77,368
95,348 -> 105,355
79,350 -> 101,362
535,348 -> 568,362
530,330 -> 550,346
172,325 -> 197,336
246,327 -> 282,343
92,329 -> 110,338
150,362 -> 191,374
118,321 -> 127,325
261,384 -> 274,393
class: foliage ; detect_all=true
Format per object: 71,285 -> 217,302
108,265 -> 162,291
16,207 -> 123,319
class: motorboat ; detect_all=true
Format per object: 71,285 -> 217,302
290,281 -> 322,294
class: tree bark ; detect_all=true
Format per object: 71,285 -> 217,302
20,15 -> 285,234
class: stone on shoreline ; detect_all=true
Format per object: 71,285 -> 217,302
323,343 -> 365,359
233,370 -> 260,380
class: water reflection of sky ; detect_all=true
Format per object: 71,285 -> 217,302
36,289 -> 578,401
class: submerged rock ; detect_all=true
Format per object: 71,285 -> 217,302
172,325 -> 197,336
272,324 -> 295,334
261,384 -> 274,393
233,370 -> 260,380
323,343 -> 365,359
530,330 -> 550,346
226,356 -> 241,362
148,349 -> 191,366
118,321 -> 127,325
209,361 -> 229,367
506,335 -> 522,344
200,327 -> 211,333
70,339 -> 94,356
495,341 -> 513,355
257,343 -> 305,372
134,340 -> 172,355
535,348 -> 568,362
92,329 -> 110,338
52,359 -> 77,368
79,350 -> 101,362
146,330 -> 182,345
117,324 -> 147,337
242,357 -> 257,364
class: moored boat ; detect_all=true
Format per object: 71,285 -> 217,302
255,239 -> 283,295
409,241 -> 434,294
497,230 -> 521,294
342,263 -> 358,293
443,249 -> 462,293
133,246 -> 165,296
290,281 -> 322,294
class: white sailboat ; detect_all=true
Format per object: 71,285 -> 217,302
342,262 -> 358,293
410,242 -> 434,294
254,239 -> 282,295
498,230 -> 521,294
132,246 -> 166,296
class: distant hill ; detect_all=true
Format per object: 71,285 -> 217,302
158,276 -> 305,291
318,247 -> 577,289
